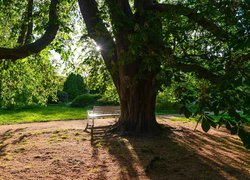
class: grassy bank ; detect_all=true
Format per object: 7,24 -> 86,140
0,105 -> 87,125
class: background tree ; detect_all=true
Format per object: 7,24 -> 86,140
0,0 -> 249,147
0,0 -> 60,109
0,51 -> 60,109
63,73 -> 87,100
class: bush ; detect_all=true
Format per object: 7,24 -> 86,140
95,98 -> 119,106
156,93 -> 177,113
57,91 -> 69,103
70,94 -> 101,107
156,98 -> 175,110
47,91 -> 69,104
63,73 -> 87,100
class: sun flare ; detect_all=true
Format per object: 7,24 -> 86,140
96,45 -> 101,51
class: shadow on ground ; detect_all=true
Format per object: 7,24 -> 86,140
0,118 -> 249,179
91,122 -> 250,180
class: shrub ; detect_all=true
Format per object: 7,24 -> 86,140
95,98 -> 119,106
47,91 -> 69,104
156,97 -> 175,110
156,92 -> 177,113
57,91 -> 69,103
70,94 -> 101,107
63,73 -> 87,100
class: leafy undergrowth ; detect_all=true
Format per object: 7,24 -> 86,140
0,105 -> 87,125
0,118 -> 249,179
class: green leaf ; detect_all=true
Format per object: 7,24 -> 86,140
201,118 -> 210,132
206,115 -> 217,128
218,117 -> 226,128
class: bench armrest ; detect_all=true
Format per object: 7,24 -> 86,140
87,110 -> 93,117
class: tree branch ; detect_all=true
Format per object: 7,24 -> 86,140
235,53 -> 250,65
175,62 -> 221,84
134,0 -> 155,11
105,0 -> 135,52
107,0 -> 133,18
152,3 -> 229,42
105,0 -> 133,27
17,0 -> 34,45
163,47 -> 221,83
25,0 -> 34,44
226,53 -> 250,71
78,0 -> 116,71
0,0 -> 59,60
17,15 -> 28,46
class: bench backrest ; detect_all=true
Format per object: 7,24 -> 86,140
92,106 -> 120,114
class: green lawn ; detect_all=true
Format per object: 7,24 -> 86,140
155,109 -> 177,115
0,105 -> 178,125
0,105 -> 87,125
1,105 -> 248,126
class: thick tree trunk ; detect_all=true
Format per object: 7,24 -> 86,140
117,78 -> 159,133
112,63 -> 161,133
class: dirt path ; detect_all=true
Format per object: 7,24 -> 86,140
0,116 -> 249,180
0,118 -> 113,133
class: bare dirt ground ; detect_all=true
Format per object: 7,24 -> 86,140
0,116 -> 249,180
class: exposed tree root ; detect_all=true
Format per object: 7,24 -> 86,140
106,120 -> 169,137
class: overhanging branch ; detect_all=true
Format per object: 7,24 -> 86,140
78,0 -> 116,71
175,62 -> 221,84
163,47 -> 221,83
0,0 -> 59,60
152,3 -> 229,42
235,53 -> 250,65
226,53 -> 250,71
106,0 -> 133,18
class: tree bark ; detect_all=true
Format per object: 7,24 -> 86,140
116,73 -> 160,133
17,0 -> 33,46
25,0 -> 34,44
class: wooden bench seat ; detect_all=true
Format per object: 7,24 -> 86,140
85,106 -> 120,133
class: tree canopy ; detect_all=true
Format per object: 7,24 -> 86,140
0,0 -> 249,148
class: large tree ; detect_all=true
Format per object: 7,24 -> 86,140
0,0 -> 249,143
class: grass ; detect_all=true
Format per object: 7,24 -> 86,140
1,105 -> 248,126
167,116 -> 196,122
0,105 -> 178,125
0,105 -> 87,125
155,108 -> 177,115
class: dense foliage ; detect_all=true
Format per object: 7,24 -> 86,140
0,51 -> 60,109
70,93 -> 100,107
0,0 -> 63,109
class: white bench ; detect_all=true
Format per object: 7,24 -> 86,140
85,106 -> 120,133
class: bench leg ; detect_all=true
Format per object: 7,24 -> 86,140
115,116 -> 119,122
91,125 -> 94,143
90,119 -> 95,143
84,118 -> 89,131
